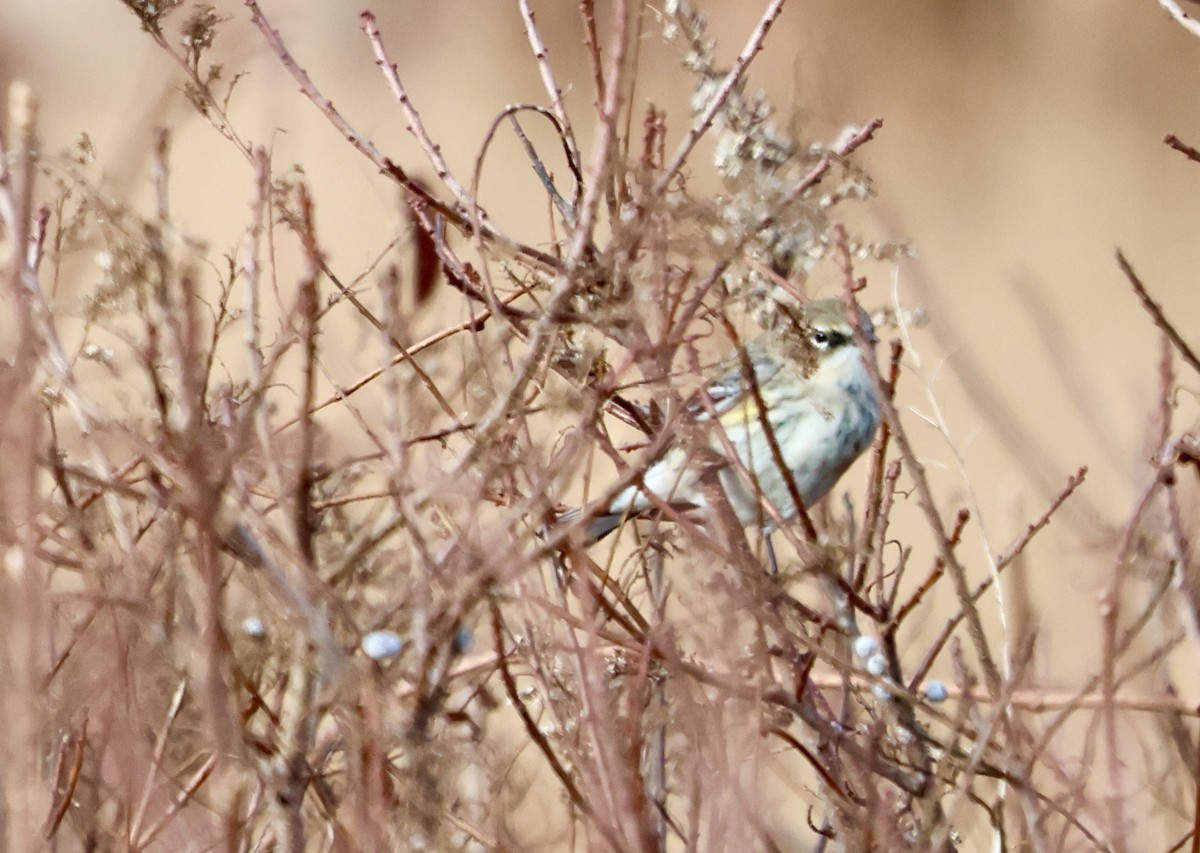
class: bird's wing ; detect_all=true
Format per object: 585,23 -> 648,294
687,338 -> 783,420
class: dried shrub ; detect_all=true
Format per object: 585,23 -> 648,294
1,1 -> 1198,850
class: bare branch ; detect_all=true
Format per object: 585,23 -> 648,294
1158,0 -> 1200,38
1117,249 -> 1200,377
654,0 -> 788,195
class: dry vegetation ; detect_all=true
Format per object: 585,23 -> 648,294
3,1 -> 1200,850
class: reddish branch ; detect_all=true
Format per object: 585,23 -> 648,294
1116,250 -> 1200,377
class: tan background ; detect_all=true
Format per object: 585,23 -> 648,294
4,0 -> 1200,841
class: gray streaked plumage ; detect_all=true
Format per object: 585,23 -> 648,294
571,298 -> 881,543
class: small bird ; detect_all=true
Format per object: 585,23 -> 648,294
571,297 -> 882,543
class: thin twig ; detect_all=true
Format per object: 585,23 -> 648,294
715,312 -> 819,541
835,226 -> 1000,699
273,287 -> 527,432
892,508 -> 970,627
133,754 -> 217,849
1116,250 -> 1200,377
43,711 -> 89,840
1164,133 -> 1200,164
654,0 -> 788,195
128,682 -> 187,848
243,0 -> 559,271
1100,587 -> 1131,853
486,597 -> 625,849
1158,0 -> 1200,38
507,110 -> 577,225
360,12 -> 476,212
451,0 -> 634,479
518,0 -> 583,204
995,466 -> 1088,570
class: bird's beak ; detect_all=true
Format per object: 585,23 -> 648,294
856,324 -> 879,346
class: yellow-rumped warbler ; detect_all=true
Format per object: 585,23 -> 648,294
571,297 -> 881,543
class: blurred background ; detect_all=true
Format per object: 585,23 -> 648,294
5,0 -> 1200,832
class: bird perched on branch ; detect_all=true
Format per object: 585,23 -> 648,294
566,297 -> 882,543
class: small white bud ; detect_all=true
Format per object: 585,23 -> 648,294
852,635 -> 878,659
362,630 -> 405,660
241,616 -> 266,638
924,681 -> 949,703
865,653 -> 888,677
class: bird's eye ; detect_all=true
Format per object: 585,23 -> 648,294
810,329 -> 830,348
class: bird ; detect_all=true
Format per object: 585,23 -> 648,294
567,297 -> 882,544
